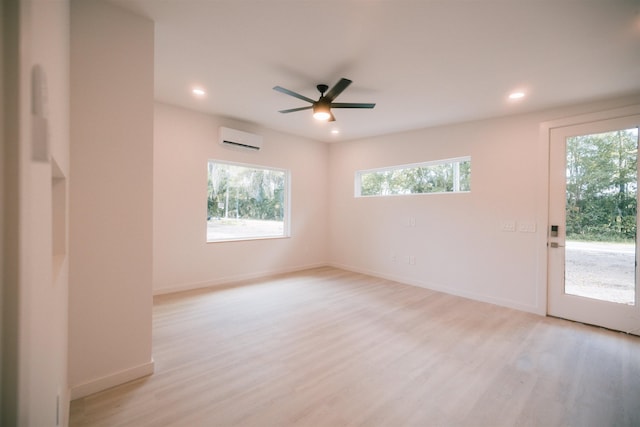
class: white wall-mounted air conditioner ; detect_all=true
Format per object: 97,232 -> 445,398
219,127 -> 263,151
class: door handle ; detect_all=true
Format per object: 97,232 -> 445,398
549,242 -> 565,248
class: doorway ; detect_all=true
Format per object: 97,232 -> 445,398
548,115 -> 640,335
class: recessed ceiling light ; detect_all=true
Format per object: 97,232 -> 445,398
192,88 -> 206,97
508,91 -> 525,100
331,129 -> 340,134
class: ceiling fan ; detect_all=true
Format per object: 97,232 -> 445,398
273,78 -> 375,122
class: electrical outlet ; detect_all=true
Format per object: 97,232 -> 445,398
409,255 -> 416,265
391,253 -> 397,262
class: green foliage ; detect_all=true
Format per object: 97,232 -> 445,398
360,160 -> 471,196
565,128 -> 638,242
207,162 -> 285,221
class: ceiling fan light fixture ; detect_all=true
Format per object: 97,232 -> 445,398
275,78 -> 374,123
313,104 -> 331,121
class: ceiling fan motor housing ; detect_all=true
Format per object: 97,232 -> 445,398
274,78 -> 375,123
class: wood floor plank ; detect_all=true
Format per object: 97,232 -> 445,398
70,267 -> 640,426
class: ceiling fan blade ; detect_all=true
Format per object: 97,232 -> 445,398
278,106 -> 313,114
273,86 -> 316,104
324,78 -> 352,102
331,102 -> 376,109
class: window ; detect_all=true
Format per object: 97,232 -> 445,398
355,157 -> 471,197
207,160 -> 289,242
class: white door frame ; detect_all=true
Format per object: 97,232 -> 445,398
537,104 -> 640,330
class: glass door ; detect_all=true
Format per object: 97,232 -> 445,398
548,115 -> 640,335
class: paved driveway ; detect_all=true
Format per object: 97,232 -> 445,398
565,240 -> 636,305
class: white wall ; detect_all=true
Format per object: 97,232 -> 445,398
328,94 -> 640,314
2,0 -> 70,425
27,1 -> 70,423
153,103 -> 329,294
69,0 -> 154,399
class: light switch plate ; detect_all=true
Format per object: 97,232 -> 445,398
518,222 -> 537,233
500,220 -> 516,232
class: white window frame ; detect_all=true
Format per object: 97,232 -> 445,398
354,156 -> 471,198
207,160 -> 291,242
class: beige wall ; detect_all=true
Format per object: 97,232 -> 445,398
0,0 -> 637,422
28,1 -> 71,422
69,0 -> 154,399
153,95 -> 640,313
328,95 -> 640,315
2,0 -> 71,424
153,103 -> 329,294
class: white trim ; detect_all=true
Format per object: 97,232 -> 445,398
357,156 -> 472,175
537,104 -> 640,317
153,262 -> 327,296
157,261 -> 542,314
328,262 -> 542,315
207,158 -> 287,174
355,156 -> 471,198
70,359 -> 154,400
206,160 -> 290,242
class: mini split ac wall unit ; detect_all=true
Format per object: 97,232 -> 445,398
219,127 -> 263,151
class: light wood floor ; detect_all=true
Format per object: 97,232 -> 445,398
70,267 -> 640,426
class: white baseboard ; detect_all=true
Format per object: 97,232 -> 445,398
154,261 -> 544,314
328,261 -> 544,315
70,359 -> 155,400
153,263 -> 327,296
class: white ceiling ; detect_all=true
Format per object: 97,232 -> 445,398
109,0 -> 640,142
